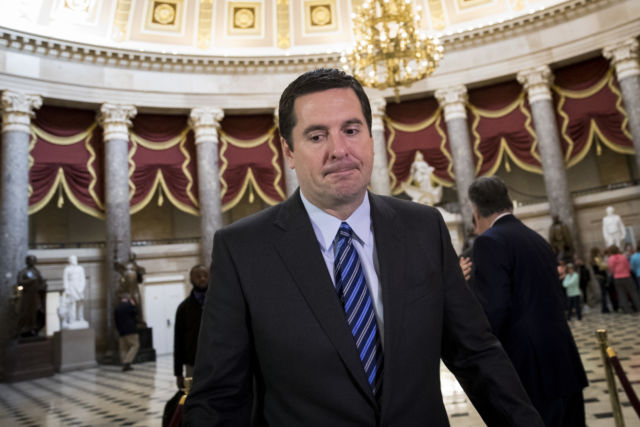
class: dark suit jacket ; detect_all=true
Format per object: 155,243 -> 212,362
472,215 -> 588,407
184,192 -> 543,426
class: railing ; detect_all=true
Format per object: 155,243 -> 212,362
29,236 -> 201,250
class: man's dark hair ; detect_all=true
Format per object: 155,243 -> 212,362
278,68 -> 372,151
468,176 -> 513,218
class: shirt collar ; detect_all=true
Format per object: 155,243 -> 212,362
491,211 -> 513,228
300,191 -> 371,251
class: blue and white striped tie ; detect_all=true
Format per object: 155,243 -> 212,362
334,222 -> 383,395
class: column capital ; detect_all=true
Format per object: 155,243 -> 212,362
370,97 -> 386,132
435,85 -> 468,121
1,91 -> 42,133
189,107 -> 225,145
99,103 -> 137,142
517,65 -> 553,104
603,38 -> 640,81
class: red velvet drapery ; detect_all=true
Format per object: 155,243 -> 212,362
219,115 -> 286,211
552,57 -> 634,165
468,81 -> 541,176
29,105 -> 105,218
385,98 -> 453,194
129,114 -> 199,215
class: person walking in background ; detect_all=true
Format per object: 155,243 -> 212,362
608,245 -> 640,313
469,176 -> 588,427
174,264 -> 209,390
573,254 -> 590,306
630,244 -> 640,292
114,293 -> 139,372
590,247 -> 611,313
563,263 -> 582,322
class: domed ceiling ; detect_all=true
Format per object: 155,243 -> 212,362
1,0 -> 565,57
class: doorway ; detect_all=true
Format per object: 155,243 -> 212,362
144,283 -> 186,355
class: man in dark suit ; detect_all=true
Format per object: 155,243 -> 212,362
468,177 -> 588,427
183,69 -> 543,426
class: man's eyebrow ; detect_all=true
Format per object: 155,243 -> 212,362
343,118 -> 364,127
302,124 -> 328,136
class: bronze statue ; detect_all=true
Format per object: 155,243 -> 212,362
13,255 -> 47,338
114,251 -> 146,325
548,215 -> 574,262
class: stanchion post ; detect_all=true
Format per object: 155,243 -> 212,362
597,329 -> 625,427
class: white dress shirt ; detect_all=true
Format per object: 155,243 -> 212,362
300,191 -> 384,344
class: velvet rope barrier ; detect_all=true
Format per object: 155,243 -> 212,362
607,346 -> 640,419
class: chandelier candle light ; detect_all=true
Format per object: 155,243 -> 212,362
341,0 -> 443,101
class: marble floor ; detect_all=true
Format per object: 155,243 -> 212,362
1,311 -> 639,426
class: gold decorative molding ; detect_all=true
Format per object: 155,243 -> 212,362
304,0 -> 337,33
197,0 -> 213,49
428,0 -> 447,31
228,2 -> 261,36
111,0 -> 133,42
276,0 -> 291,49
144,0 -> 184,32
456,0 -> 493,10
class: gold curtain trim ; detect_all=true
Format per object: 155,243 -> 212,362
520,99 -> 542,165
552,69 -> 611,99
436,114 -> 455,186
27,129 -> 36,198
385,112 -> 439,132
128,139 -> 137,200
129,169 -> 199,216
221,168 -> 282,212
28,167 -> 105,218
130,128 -> 190,150
608,74 -> 633,141
84,129 -> 104,210
179,136 -> 199,208
385,119 -> 399,192
220,128 -> 275,148
31,123 -> 97,146
268,133 -> 286,201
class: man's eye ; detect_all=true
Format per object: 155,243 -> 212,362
309,134 -> 324,142
345,128 -> 359,135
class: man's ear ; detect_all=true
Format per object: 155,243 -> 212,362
281,137 -> 295,169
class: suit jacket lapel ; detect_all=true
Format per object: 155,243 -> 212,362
273,191 -> 377,405
369,194 -> 406,412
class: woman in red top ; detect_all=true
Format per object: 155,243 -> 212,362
607,245 -> 640,313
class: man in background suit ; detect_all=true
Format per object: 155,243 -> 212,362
183,69 -> 544,426
469,176 -> 588,426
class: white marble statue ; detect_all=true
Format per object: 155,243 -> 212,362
58,255 -> 89,329
602,206 -> 626,249
402,151 -> 443,206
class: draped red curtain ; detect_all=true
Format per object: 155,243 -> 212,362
219,114 -> 286,211
468,81 -> 541,176
553,57 -> 634,165
129,114 -> 199,215
385,98 -> 453,193
29,105 -> 105,218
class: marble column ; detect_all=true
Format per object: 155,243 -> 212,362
435,86 -> 475,232
517,66 -> 581,254
0,91 -> 41,371
99,103 -> 136,359
274,109 -> 298,196
604,39 -> 640,172
370,98 -> 391,196
189,107 -> 224,267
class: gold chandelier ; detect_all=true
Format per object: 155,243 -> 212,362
341,0 -> 443,100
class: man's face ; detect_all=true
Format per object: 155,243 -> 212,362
281,88 -> 373,215
191,267 -> 209,291
471,204 -> 490,235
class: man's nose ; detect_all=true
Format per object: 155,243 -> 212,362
329,132 -> 348,158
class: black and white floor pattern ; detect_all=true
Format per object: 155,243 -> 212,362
1,311 -> 638,426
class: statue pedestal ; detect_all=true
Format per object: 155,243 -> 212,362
3,337 -> 55,382
134,327 -> 156,363
53,328 -> 97,372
